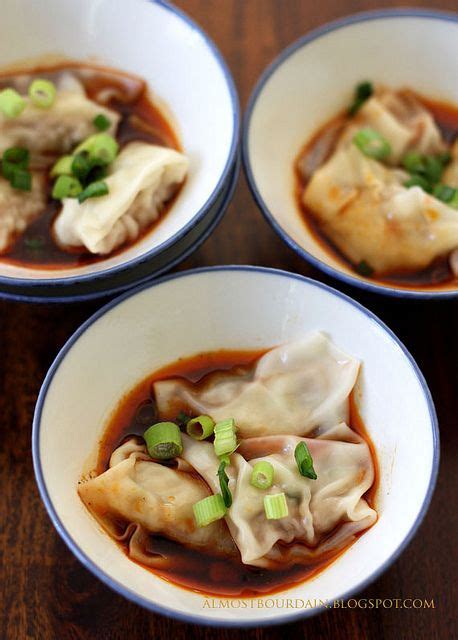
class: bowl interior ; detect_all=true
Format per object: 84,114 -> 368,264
34,268 -> 437,625
0,0 -> 236,281
245,13 -> 458,295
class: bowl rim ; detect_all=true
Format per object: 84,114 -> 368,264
242,8 -> 458,300
0,151 -> 240,303
0,0 -> 240,290
32,265 -> 440,627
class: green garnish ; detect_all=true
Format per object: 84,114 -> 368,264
213,418 -> 237,457
143,421 -> 183,460
0,88 -> 26,118
52,175 -> 82,199
348,81 -> 373,116
176,411 -> 191,427
433,184 -> 458,209
264,493 -> 289,520
28,79 -> 56,109
404,174 -> 433,193
186,415 -> 215,440
294,442 -> 317,480
401,151 -> 451,193
93,113 -> 111,131
50,155 -> 74,177
10,169 -> 31,191
74,133 -> 118,166
353,128 -> 391,161
356,260 -> 374,277
250,461 -> 274,490
71,153 -> 93,182
1,146 -> 32,191
77,180 -> 109,203
193,494 -> 226,527
217,459 -> 232,508
24,236 -> 45,250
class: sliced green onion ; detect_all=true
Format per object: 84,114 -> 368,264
93,113 -> 111,131
423,156 -> 443,184
213,418 -> 237,457
402,151 -> 425,174
348,81 -> 373,116
77,180 -> 109,203
75,133 -> 119,166
71,153 -> 92,182
433,184 -> 458,209
176,410 -> 191,427
193,494 -> 226,527
28,78 -> 56,109
217,459 -> 232,508
437,151 -> 451,166
143,421 -> 183,460
24,236 -> 45,250
52,175 -> 82,199
0,88 -> 26,118
3,147 -> 29,166
10,169 -> 31,191
355,260 -> 374,277
353,128 -> 391,161
294,442 -> 317,480
250,461 -> 274,490
264,493 -> 288,520
50,155 -> 74,177
403,174 -> 432,193
186,415 -> 215,440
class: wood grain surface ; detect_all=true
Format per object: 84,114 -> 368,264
1,1 -> 457,638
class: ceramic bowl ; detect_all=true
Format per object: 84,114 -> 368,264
33,266 -> 439,626
244,10 -> 458,299
0,0 -> 239,301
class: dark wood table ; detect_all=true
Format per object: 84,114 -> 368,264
1,1 -> 457,638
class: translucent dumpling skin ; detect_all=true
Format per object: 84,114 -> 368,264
53,142 -> 188,254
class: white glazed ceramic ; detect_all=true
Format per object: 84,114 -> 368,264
33,267 -> 439,626
0,0 -> 239,297
244,10 -> 458,299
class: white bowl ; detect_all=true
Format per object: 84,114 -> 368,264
244,10 -> 458,299
0,0 -> 239,300
33,266 -> 439,626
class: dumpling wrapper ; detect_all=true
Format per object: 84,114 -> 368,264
53,142 -> 188,254
0,74 -> 119,158
154,333 -> 360,438
0,172 -> 46,252
78,438 -> 235,566
303,144 -> 458,274
338,89 -> 445,164
181,426 -> 376,567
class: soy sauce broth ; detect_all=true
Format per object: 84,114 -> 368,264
94,349 -> 379,597
0,62 -> 182,269
295,92 -> 458,290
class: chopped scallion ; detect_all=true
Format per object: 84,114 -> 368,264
348,81 -> 373,116
353,128 -> 391,161
264,493 -> 288,520
93,113 -> 111,131
403,174 -> 432,193
176,411 -> 191,427
143,421 -> 183,460
77,180 -> 109,203
71,153 -> 92,182
213,418 -> 237,457
217,459 -> 232,508
186,415 -> 215,440
250,461 -> 274,490
52,175 -> 82,199
75,133 -> 118,166
10,169 -> 31,191
50,155 -> 74,177
28,79 -> 56,109
294,442 -> 317,480
433,184 -> 458,209
0,88 -> 26,118
193,494 -> 226,527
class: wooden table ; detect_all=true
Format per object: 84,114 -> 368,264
1,1 -> 457,638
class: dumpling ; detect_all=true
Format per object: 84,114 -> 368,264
338,89 -> 446,164
53,142 -> 188,254
78,438 -> 235,566
303,144 -> 458,274
0,74 -> 119,158
181,427 -> 376,567
154,333 -> 360,438
0,172 -> 46,251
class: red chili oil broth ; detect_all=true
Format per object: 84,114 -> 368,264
295,92 -> 458,290
0,62 -> 182,269
93,349 -> 379,597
